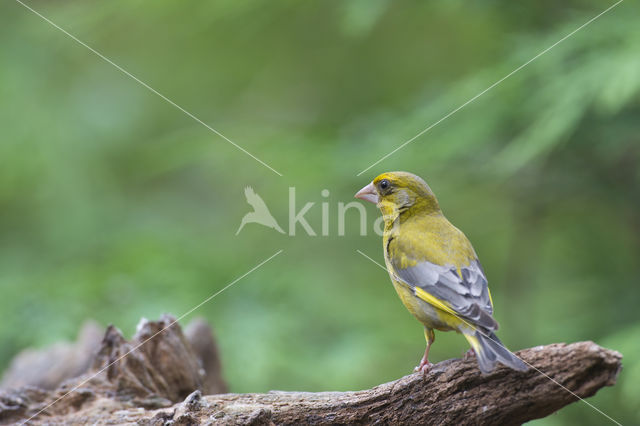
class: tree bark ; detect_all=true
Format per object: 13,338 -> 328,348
0,316 -> 621,425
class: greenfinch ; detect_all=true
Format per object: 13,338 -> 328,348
355,171 -> 527,374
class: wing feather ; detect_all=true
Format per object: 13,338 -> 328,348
392,258 -> 498,331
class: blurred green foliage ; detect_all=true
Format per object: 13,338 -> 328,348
1,1 -> 639,424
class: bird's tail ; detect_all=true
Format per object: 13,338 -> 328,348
464,330 -> 528,374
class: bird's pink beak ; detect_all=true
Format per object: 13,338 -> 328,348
355,182 -> 379,204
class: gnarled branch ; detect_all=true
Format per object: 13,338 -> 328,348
0,316 -> 621,425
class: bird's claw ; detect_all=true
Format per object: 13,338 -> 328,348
414,359 -> 433,374
463,348 -> 476,361
415,363 -> 433,374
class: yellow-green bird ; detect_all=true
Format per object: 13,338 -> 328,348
355,171 -> 527,374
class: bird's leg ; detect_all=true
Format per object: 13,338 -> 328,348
415,328 -> 435,373
463,348 -> 476,361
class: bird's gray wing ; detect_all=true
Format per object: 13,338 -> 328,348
392,258 -> 498,331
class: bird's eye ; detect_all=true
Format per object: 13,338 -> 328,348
379,179 -> 390,190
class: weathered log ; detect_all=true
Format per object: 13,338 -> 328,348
0,316 -> 621,425
0,315 -> 227,424
0,321 -> 103,391
184,318 -> 227,395
0,316 -> 226,399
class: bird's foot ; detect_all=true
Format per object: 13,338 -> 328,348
414,362 -> 433,374
414,356 -> 433,374
463,348 -> 476,361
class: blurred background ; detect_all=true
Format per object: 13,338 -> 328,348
1,1 -> 638,424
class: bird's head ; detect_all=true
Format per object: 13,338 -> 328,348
355,172 -> 440,222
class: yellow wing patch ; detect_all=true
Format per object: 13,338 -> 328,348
413,286 -> 469,330
413,287 -> 456,316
